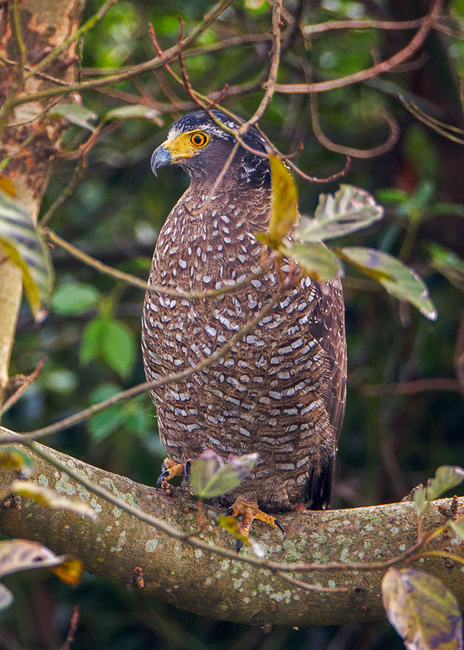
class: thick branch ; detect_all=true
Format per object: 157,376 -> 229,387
1,442 -> 463,627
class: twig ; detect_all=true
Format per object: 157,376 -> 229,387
274,0 -> 443,94
362,378 -> 463,396
0,279 -> 293,443
0,358 -> 46,416
302,16 -> 425,38
59,606 -> 80,650
5,0 -> 235,108
43,228 -> 274,300
39,157 -> 88,226
11,0 -> 27,83
237,0 -> 282,131
310,96 -> 400,159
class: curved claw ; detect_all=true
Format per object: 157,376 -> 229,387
156,470 -> 170,486
223,507 -> 235,517
236,540 -> 243,554
184,459 -> 192,481
275,519 -> 284,534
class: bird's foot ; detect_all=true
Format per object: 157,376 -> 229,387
156,457 -> 192,488
223,497 -> 284,553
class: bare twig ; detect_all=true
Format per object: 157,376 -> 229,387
0,278 -> 293,444
39,157 -> 88,226
362,378 -> 463,396
274,0 -> 443,94
43,228 -> 274,300
4,0 -> 235,109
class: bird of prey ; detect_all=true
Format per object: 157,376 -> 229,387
142,110 -> 346,541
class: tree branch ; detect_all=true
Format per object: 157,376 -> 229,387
0,441 -> 463,627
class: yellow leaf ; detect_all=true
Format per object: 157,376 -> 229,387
268,155 -> 298,247
0,449 -> 27,471
0,177 -> 16,197
52,557 -> 83,585
0,238 -> 41,316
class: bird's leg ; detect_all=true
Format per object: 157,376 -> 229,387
156,457 -> 192,487
224,496 -> 284,553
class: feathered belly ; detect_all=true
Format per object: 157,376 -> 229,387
142,265 -> 336,509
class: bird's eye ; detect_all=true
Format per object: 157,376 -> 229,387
189,132 -> 208,147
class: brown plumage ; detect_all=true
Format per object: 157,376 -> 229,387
142,110 -> 346,514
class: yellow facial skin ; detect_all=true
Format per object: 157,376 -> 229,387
162,130 -> 209,162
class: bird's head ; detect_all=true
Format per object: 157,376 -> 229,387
151,110 -> 270,188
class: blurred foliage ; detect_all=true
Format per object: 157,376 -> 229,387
2,0 -> 464,648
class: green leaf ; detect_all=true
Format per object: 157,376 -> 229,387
189,449 -> 258,499
81,316 -> 136,377
0,190 -> 54,318
297,185 -> 384,242
88,383 -> 126,441
280,242 -> 342,282
51,282 -> 100,315
382,567 -> 463,650
268,155 -> 298,247
340,246 -> 437,320
105,105 -> 163,125
102,319 -> 136,379
49,103 -> 98,131
430,244 -> 464,293
376,188 -> 409,205
9,480 -> 97,519
414,466 -> 464,514
80,317 -> 108,364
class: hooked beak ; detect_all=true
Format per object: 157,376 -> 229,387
151,144 -> 172,176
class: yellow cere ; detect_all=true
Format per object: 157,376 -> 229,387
162,130 -> 209,160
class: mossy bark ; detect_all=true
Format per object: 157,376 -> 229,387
1,441 -> 463,627
0,0 -> 85,403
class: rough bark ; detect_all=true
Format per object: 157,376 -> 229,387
0,0 -> 85,402
1,441 -> 463,627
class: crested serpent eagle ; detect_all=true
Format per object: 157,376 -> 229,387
142,110 -> 346,541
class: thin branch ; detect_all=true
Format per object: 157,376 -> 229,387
237,0 -> 282,132
43,228 -> 274,300
0,358 -> 46,416
362,378 -> 463,396
0,279 -> 293,443
39,157 -> 88,226
11,0 -> 27,82
302,16 -> 425,38
274,0 -> 443,94
4,0 -> 234,108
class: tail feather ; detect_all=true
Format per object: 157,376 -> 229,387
304,458 -> 335,510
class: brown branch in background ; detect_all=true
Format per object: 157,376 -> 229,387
0,358 -> 46,416
237,0 -> 282,131
1,0 -> 235,116
311,97 -> 400,159
362,378 -> 463,396
399,95 -> 464,144
302,16 -> 425,38
59,606 -> 80,650
275,0 -> 443,94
